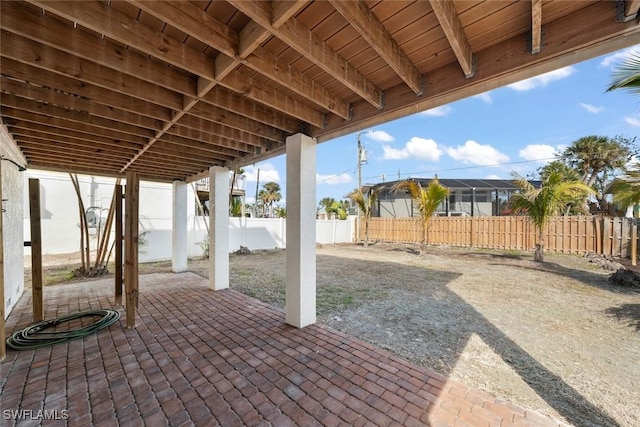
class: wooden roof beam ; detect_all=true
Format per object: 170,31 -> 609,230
27,0 -> 308,171
0,1 -> 197,97
7,122 -> 143,151
1,94 -> 156,139
230,0 -> 384,109
624,0 -> 640,20
1,59 -> 172,121
27,0 -> 319,128
0,77 -> 163,131
428,0 -> 475,78
0,33 -> 181,111
173,117 -> 266,149
160,134 -> 249,157
129,0 -> 348,120
531,0 -> 543,55
329,0 -> 423,95
18,141 -> 133,162
1,108 -> 149,146
28,0 -> 217,80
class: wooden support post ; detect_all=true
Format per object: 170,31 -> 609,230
124,173 -> 139,328
0,160 -> 5,361
115,184 -> 123,305
28,178 -> 43,322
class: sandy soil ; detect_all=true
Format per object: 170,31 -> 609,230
30,244 -> 639,427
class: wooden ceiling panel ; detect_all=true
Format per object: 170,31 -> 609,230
0,0 -> 637,181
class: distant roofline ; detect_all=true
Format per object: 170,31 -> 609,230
351,178 -> 542,195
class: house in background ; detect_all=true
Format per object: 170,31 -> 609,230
363,178 -> 541,218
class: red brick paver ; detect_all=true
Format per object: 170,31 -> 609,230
1,273 -> 562,426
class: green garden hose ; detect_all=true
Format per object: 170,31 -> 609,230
6,309 -> 121,350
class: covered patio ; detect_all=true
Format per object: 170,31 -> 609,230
1,273 -> 559,426
1,0 -> 640,425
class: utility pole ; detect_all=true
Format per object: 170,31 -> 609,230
357,133 -> 363,193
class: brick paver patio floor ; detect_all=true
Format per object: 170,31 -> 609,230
1,273 -> 561,426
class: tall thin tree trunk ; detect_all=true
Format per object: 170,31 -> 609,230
420,220 -> 427,255
70,174 -> 91,273
534,229 -> 545,262
364,217 -> 369,247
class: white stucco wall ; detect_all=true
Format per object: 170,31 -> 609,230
23,171 -> 120,255
21,173 -> 354,262
1,124 -> 26,318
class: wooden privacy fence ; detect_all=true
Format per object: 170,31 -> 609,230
359,216 -> 639,258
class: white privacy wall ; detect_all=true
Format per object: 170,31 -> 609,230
22,172 -> 355,262
2,160 -> 24,317
1,124 -> 26,318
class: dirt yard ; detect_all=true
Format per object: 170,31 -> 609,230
29,244 -> 639,427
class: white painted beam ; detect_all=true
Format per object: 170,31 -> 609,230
285,133 -> 316,328
209,166 -> 229,290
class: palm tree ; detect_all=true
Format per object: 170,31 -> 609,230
510,172 -> 595,262
607,52 -> 640,94
392,177 -> 449,254
538,160 -> 589,215
350,189 -> 378,247
606,52 -> 640,214
258,182 -> 281,217
609,165 -> 640,212
560,135 -> 634,210
319,197 -> 336,217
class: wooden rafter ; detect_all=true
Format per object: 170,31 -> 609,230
1,59 -> 173,120
230,0 -> 384,109
531,0 -> 543,54
0,32 -> 183,110
129,0 -> 348,120
626,0 -> 640,18
0,77 -> 163,131
329,0 -> 423,95
1,95 -> 155,139
428,0 -> 475,78
27,0 -> 304,172
0,1 -> 197,96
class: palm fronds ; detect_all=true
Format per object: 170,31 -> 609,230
607,52 -> 640,95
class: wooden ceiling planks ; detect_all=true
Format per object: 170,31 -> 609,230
0,0 -> 637,182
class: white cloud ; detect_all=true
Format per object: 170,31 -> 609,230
507,66 -> 575,91
419,105 -> 453,117
365,130 -> 394,143
382,137 -> 442,161
600,45 -> 640,68
243,163 -> 280,183
316,172 -> 353,185
473,92 -> 493,104
446,140 -> 509,166
518,144 -> 559,164
579,103 -> 604,114
625,116 -> 640,127
485,174 -> 502,180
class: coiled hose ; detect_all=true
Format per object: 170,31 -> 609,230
6,309 -> 121,350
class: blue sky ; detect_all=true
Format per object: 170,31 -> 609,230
243,45 -> 640,206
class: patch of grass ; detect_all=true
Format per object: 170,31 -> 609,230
316,286 -> 389,315
44,269 -> 76,286
234,269 -> 254,277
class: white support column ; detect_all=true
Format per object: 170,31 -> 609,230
172,181 -> 188,273
209,166 -> 229,290
286,133 -> 316,328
